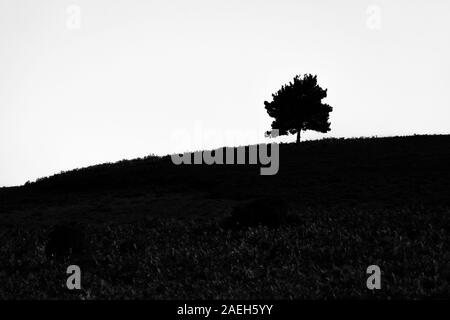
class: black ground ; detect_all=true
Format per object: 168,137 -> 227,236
0,135 -> 449,299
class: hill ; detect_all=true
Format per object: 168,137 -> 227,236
1,134 -> 449,224
0,134 -> 449,299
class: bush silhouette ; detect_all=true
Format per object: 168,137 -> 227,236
265,73 -> 332,143
45,223 -> 87,260
224,196 -> 289,228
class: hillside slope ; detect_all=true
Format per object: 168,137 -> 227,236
1,135 -> 449,225
1,135 -> 450,299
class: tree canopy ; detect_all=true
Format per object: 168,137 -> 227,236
265,74 -> 332,143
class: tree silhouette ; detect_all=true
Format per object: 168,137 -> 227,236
265,74 -> 332,144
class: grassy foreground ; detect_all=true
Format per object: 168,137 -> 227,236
0,135 -> 449,299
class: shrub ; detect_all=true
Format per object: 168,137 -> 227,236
224,196 -> 289,228
45,223 -> 87,260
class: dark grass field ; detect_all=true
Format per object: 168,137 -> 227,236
0,135 -> 449,299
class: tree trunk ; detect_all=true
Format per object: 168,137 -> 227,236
296,130 -> 301,144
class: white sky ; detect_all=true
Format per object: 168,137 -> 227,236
1,0 -> 449,187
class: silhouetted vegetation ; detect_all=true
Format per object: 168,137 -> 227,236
3,135 -> 448,211
0,135 -> 449,299
45,224 -> 87,261
265,74 -> 332,143
223,196 -> 290,229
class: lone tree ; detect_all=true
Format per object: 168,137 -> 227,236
264,74 -> 332,144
